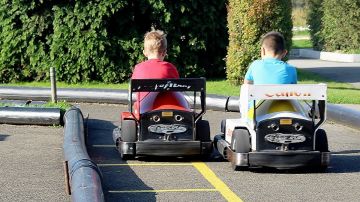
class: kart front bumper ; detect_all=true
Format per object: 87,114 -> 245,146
119,141 -> 212,157
229,150 -> 330,169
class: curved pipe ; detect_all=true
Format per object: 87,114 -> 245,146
63,107 -> 104,202
0,107 -> 60,125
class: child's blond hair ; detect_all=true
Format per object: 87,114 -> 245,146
144,30 -> 167,54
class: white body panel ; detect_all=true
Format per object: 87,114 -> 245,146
225,84 -> 328,152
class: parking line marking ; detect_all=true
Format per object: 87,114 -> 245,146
98,163 -> 193,167
109,188 -> 217,193
192,162 -> 243,202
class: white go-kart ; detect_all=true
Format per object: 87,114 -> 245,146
214,84 -> 330,171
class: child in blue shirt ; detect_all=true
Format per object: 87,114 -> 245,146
244,31 -> 297,84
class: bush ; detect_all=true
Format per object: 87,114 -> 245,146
307,0 -> 324,50
0,1 -> 53,82
226,0 -> 293,84
321,0 -> 360,53
0,1 -> 228,83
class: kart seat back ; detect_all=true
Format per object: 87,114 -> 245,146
247,100 -> 309,121
137,92 -> 190,115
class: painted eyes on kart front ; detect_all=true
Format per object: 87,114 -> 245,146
268,122 -> 303,132
152,115 -> 161,122
269,123 -> 280,131
151,114 -> 184,122
174,115 -> 184,121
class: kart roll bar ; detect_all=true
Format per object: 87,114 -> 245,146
129,78 -> 206,121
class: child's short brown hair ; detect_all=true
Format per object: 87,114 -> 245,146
260,31 -> 286,55
144,30 -> 167,54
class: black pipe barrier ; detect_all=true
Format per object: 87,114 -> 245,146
63,107 -> 104,202
0,86 -> 128,104
1,86 -> 360,130
0,107 -> 60,125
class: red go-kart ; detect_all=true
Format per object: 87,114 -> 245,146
113,78 -> 212,159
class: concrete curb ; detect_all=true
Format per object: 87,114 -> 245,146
290,49 -> 360,63
0,86 -> 359,130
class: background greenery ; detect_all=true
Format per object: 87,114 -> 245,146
226,0 -> 293,84
0,0 -> 228,83
307,0 -> 360,53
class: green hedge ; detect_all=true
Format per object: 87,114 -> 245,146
0,1 -> 227,83
307,0 -> 324,50
226,0 -> 293,84
321,0 -> 360,53
307,0 -> 360,53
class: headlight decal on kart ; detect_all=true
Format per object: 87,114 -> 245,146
148,124 -> 187,134
264,133 -> 306,144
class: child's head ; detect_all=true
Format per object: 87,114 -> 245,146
143,29 -> 167,60
260,31 -> 287,59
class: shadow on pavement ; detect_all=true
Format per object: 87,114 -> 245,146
86,118 -> 156,202
249,150 -> 360,174
299,67 -> 360,85
0,134 -> 9,141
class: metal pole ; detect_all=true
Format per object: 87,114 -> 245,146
50,67 -> 57,103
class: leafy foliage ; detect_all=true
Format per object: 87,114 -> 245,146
307,0 -> 324,50
0,0 -> 228,83
226,0 -> 293,84
307,0 -> 360,53
321,0 -> 360,53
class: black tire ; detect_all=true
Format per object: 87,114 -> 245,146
315,129 -> 329,152
121,119 -> 137,142
221,119 -> 226,134
196,120 -> 211,142
120,152 -> 134,161
231,129 -> 251,153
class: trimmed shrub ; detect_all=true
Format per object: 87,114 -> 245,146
307,0 -> 324,50
321,0 -> 360,53
226,0 -> 293,84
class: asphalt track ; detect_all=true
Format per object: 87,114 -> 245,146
1,105 -> 360,202
80,103 -> 360,202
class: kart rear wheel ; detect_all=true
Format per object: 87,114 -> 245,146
196,120 -> 211,142
231,129 -> 250,171
121,119 -> 137,142
120,152 -> 134,161
315,129 -> 329,152
231,129 -> 251,153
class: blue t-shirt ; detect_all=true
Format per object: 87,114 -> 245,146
245,58 -> 297,84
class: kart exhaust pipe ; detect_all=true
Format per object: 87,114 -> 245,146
214,135 -> 230,159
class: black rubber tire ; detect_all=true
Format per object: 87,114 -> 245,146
231,129 -> 251,153
120,153 -> 134,161
121,119 -> 137,142
220,119 -> 226,134
315,129 -> 329,152
196,120 -> 211,142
